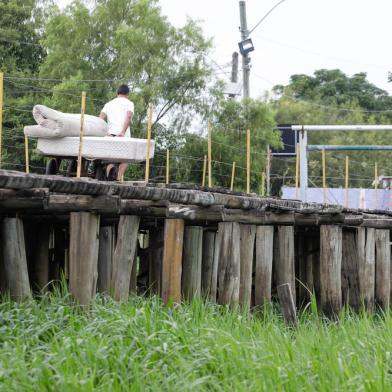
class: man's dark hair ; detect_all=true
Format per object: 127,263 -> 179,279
117,84 -> 130,95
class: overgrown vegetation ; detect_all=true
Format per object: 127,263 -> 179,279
1,292 -> 392,390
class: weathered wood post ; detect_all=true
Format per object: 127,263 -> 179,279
69,212 -> 100,306
161,219 -> 185,304
149,227 -> 164,295
182,226 -> 203,301
277,283 -> 297,327
1,217 -> 31,300
201,230 -> 218,302
254,226 -> 274,306
239,224 -> 256,309
111,215 -> 140,302
97,226 -> 115,293
217,222 -> 240,306
320,225 -> 342,317
357,227 -> 375,311
375,229 -> 390,310
275,226 -> 296,306
341,229 -> 361,310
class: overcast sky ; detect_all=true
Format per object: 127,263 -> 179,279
59,0 -> 392,97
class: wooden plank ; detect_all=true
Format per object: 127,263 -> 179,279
320,225 -> 342,317
111,215 -> 140,301
341,229 -> 361,310
1,217 -> 31,300
217,222 -> 241,306
47,194 -> 120,213
161,219 -> 185,304
69,212 -> 100,305
357,227 -> 375,311
239,224 -> 256,309
97,225 -> 115,293
201,230 -> 218,302
255,226 -> 274,306
182,226 -> 203,301
148,227 -> 164,295
277,283 -> 297,326
375,229 -> 390,310
275,226 -> 296,306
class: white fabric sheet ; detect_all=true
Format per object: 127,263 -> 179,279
36,136 -> 155,163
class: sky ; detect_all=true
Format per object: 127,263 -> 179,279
58,0 -> 392,97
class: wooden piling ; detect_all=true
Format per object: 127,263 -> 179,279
201,230 -> 218,302
320,225 -> 342,317
239,224 -> 256,309
69,212 -> 100,305
277,283 -> 297,327
182,226 -> 203,301
149,227 -> 164,295
254,226 -> 274,306
111,215 -> 140,302
161,219 -> 185,304
357,227 -> 375,311
217,222 -> 240,306
341,229 -> 361,310
275,226 -> 296,306
375,229 -> 390,310
97,226 -> 115,293
1,217 -> 31,300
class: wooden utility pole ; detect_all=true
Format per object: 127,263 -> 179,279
239,1 -> 250,98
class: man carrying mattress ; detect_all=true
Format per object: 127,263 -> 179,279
99,84 -> 134,181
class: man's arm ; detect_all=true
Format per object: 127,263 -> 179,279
118,111 -> 133,137
99,112 -> 107,120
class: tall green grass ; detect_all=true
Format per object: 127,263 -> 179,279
0,290 -> 392,391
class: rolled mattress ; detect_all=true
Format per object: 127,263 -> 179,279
36,137 -> 155,163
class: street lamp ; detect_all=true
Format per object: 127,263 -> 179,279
239,0 -> 289,98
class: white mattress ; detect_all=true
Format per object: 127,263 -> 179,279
36,137 -> 155,163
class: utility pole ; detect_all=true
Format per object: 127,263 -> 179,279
239,1 -> 250,98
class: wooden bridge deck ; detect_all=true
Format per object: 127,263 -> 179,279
0,170 -> 390,319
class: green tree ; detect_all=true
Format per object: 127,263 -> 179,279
40,0 -> 214,136
0,0 -> 51,172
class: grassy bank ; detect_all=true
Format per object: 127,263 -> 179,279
0,292 -> 391,391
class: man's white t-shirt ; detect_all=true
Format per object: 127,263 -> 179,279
101,97 -> 134,137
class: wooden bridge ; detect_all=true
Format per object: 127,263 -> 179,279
0,170 -> 391,318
